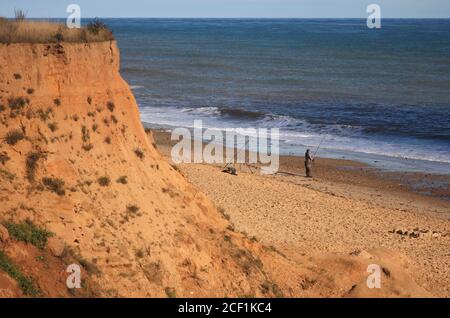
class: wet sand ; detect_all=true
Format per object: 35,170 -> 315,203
150,128 -> 450,206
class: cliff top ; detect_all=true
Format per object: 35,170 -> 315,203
0,18 -> 114,44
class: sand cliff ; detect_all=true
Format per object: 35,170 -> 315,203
0,41 -> 431,297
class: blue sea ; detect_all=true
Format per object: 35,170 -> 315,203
106,19 -> 450,174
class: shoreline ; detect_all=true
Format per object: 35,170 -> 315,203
139,118 -> 450,176
148,127 -> 450,204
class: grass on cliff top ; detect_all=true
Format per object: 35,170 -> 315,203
0,17 -> 114,44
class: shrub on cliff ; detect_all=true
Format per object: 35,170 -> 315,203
48,122 -> 58,132
0,17 -> 114,43
107,101 -> 115,112
0,250 -> 41,297
4,220 -> 54,249
126,205 -> 140,214
36,108 -> 52,122
42,177 -> 66,196
5,130 -> 25,145
82,143 -> 94,151
26,152 -> 41,182
14,9 -> 26,22
0,152 -> 10,165
98,176 -> 111,187
87,18 -> 108,35
134,148 -> 145,159
8,97 -> 27,111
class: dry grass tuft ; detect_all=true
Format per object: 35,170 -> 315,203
5,130 -> 25,145
98,176 -> 111,187
0,152 -> 10,165
42,177 -> 66,196
134,148 -> 145,159
26,152 -> 42,182
0,17 -> 114,44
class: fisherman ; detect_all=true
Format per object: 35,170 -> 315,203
305,149 -> 314,178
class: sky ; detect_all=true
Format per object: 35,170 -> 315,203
1,0 -> 449,18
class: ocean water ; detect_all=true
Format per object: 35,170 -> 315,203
106,19 -> 450,173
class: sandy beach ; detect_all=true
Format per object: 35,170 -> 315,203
151,128 -> 450,297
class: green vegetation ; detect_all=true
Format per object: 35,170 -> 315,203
0,250 -> 41,296
5,130 -> 25,145
53,98 -> 61,106
4,220 -> 54,249
42,177 -> 66,196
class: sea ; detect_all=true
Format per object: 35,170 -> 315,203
104,19 -> 450,174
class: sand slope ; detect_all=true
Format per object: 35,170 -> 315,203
176,162 -> 449,297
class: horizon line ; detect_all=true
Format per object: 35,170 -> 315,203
8,16 -> 450,20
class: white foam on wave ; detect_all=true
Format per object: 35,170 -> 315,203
260,114 -> 305,128
181,107 -> 221,116
139,106 -> 450,166
279,130 -> 450,164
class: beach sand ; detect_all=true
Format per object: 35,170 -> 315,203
150,129 -> 450,297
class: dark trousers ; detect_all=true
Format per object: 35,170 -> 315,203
305,162 -> 312,177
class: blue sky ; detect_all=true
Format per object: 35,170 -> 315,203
1,0 -> 449,18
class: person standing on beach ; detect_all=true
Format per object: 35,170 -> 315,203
305,149 -> 314,178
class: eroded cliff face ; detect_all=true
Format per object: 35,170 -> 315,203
0,41 -> 430,297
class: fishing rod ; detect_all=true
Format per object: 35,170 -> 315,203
313,135 -> 326,159
312,118 -> 341,159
